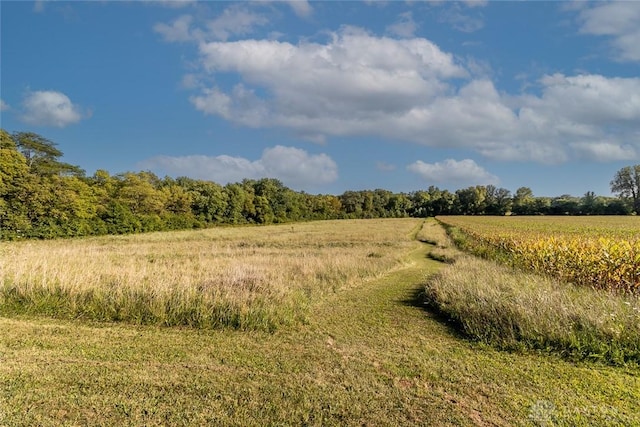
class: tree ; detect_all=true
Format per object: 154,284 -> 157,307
11,131 -> 84,177
484,186 -> 512,215
610,165 -> 640,214
512,187 -> 535,215
455,186 -> 487,215
116,172 -> 166,216
550,195 -> 580,215
0,130 -> 31,238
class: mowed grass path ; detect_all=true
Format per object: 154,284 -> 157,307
1,222 -> 639,426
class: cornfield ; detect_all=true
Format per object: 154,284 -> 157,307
436,216 -> 640,293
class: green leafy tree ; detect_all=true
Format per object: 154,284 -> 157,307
550,195 -> 580,215
512,187 -> 535,215
610,165 -> 640,214
385,193 -> 412,218
455,186 -> 487,215
428,186 -> 455,215
224,183 -> 254,224
174,177 -> 227,224
484,185 -> 512,215
339,191 -> 364,217
11,131 -> 84,177
116,172 -> 167,216
0,130 -> 31,238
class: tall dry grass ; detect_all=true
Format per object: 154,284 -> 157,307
1,219 -> 422,330
425,254 -> 640,365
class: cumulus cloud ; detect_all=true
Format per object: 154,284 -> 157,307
407,158 -> 499,185
192,40 -> 640,163
191,27 -> 467,134
157,17 -> 640,165
20,90 -> 86,127
137,145 -> 338,189
0,99 -> 9,111
577,2 -> 640,62
570,142 -> 637,162
33,0 -> 45,13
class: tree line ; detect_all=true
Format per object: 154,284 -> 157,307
1,129 -> 637,240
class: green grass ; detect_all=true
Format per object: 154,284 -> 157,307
1,220 -> 639,425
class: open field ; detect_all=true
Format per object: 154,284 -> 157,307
0,220 -> 640,427
436,216 -> 640,293
0,219 -> 421,330
1,220 -> 639,425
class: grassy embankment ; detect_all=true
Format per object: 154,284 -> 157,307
1,219 -> 639,425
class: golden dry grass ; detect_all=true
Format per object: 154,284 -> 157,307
0,219 -> 422,329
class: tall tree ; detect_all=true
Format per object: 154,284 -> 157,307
11,132 -> 84,177
610,165 -> 640,214
512,187 -> 535,215
454,186 -> 488,215
484,186 -> 512,215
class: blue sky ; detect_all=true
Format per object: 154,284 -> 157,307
1,1 -> 639,196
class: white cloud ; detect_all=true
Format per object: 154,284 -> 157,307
153,15 -> 194,42
533,74 -> 640,125
154,5 -> 268,43
21,90 -> 86,128
461,0 -> 488,8
193,27 -> 466,128
386,12 -> 417,38
577,2 -> 640,62
438,4 -> 484,33
144,0 -> 196,9
286,0 -> 313,18
0,99 -> 9,111
138,146 -> 338,189
407,159 -> 499,185
570,142 -> 637,162
206,5 -> 269,41
163,22 -> 640,165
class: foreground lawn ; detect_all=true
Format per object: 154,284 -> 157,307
1,220 -> 638,426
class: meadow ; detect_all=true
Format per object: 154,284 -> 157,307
1,218 -> 639,425
0,219 -> 420,330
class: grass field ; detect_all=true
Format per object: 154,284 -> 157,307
1,219 -> 639,425
0,219 -> 419,330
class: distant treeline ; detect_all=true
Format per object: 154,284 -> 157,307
1,130 -> 635,240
